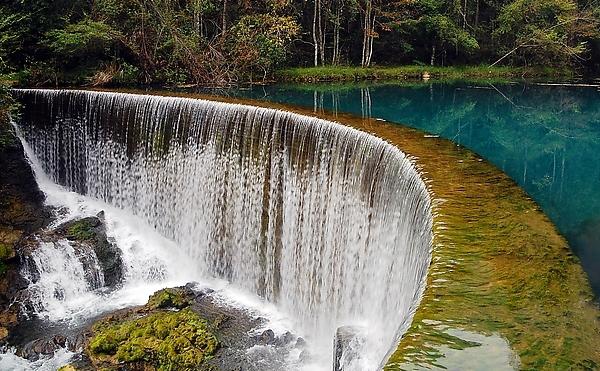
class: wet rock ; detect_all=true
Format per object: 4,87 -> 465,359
146,287 -> 193,310
53,334 -> 67,347
274,331 -> 295,347
256,329 -> 276,345
299,349 -> 311,362
0,326 -> 8,340
59,215 -> 124,287
0,121 -> 50,342
295,336 -> 307,348
19,334 -> 69,360
69,284 -> 306,371
18,213 -> 125,292
333,326 -> 364,371
0,306 -> 20,330
0,272 -> 28,338
0,125 -> 48,234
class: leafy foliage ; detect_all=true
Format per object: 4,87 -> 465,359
44,20 -> 118,59
1,0 -> 599,84
228,14 -> 299,78
494,0 -> 595,66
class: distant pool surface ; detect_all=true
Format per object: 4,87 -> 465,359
199,82 -> 600,297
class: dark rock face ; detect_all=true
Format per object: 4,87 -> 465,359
0,121 -> 50,341
0,127 -> 47,233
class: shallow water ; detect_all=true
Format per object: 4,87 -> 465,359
200,82 -> 600,297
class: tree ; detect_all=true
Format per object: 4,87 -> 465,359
228,13 -> 299,79
359,0 -> 378,67
492,0 -> 598,66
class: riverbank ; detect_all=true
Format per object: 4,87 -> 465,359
0,64 -> 582,88
273,65 -> 578,83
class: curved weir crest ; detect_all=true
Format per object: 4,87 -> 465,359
13,89 -> 433,370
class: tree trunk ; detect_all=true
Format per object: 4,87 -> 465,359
313,0 -> 319,66
332,6 -> 341,66
463,0 -> 468,29
366,14 -> 374,66
361,0 -> 369,67
361,0 -> 375,68
222,0 -> 228,36
318,0 -> 325,65
430,44 -> 436,66
194,4 -> 200,37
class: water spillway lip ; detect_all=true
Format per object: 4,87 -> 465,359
13,88 -> 436,371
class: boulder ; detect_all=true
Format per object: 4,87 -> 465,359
59,213 -> 124,288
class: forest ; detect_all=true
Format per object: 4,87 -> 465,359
1,0 -> 600,86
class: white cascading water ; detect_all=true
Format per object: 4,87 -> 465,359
9,89 -> 433,371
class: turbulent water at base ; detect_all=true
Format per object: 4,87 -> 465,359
10,89 -> 433,371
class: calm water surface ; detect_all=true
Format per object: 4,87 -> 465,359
200,82 -> 600,297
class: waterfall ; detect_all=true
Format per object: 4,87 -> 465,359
13,89 -> 433,370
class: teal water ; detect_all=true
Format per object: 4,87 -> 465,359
199,82 -> 600,297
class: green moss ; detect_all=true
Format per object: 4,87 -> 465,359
89,307 -> 218,370
0,243 -> 14,260
0,243 -> 15,276
67,220 -> 95,242
147,288 -> 192,310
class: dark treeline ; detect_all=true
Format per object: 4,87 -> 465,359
1,0 -> 600,85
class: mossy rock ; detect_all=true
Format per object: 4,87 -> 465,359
147,288 -> 193,310
60,215 -> 124,287
88,307 -> 218,371
0,243 -> 15,261
67,220 -> 97,242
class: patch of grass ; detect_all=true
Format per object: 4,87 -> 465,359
274,65 -> 575,83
